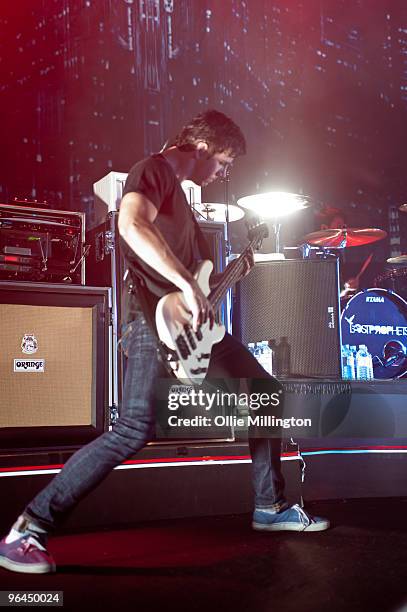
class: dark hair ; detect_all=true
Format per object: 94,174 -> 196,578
174,109 -> 246,157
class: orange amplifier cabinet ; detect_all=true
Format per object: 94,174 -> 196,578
0,282 -> 110,451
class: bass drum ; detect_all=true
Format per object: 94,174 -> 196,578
341,288 -> 407,379
374,267 -> 407,299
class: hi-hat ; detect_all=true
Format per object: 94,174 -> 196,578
387,255 -> 407,264
193,203 -> 244,222
399,203 -> 407,213
237,192 -> 309,218
302,228 -> 387,248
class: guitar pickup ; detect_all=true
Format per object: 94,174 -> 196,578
183,324 -> 197,350
190,367 -> 208,375
197,354 -> 210,361
175,335 -> 191,359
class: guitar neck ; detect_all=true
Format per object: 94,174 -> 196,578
208,236 -> 258,310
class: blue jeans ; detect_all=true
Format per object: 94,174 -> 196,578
26,312 -> 286,530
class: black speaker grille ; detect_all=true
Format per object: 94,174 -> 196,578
237,259 -> 341,378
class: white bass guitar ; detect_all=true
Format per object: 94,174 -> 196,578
155,224 -> 267,383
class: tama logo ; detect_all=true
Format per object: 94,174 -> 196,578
366,296 -> 384,303
14,359 -> 45,372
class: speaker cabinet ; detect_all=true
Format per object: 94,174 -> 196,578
235,259 -> 342,378
198,221 -> 226,273
0,282 -> 110,450
198,221 -> 230,330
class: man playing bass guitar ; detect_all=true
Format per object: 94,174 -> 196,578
0,110 -> 329,575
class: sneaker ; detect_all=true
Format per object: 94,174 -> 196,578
0,535 -> 56,574
252,504 -> 330,532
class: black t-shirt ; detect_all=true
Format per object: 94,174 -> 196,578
119,154 -> 211,320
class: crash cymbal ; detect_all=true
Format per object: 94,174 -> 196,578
302,228 -> 387,248
193,203 -> 244,222
387,255 -> 407,264
399,203 -> 407,213
237,192 -> 309,218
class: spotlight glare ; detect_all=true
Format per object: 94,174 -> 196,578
237,191 -> 308,218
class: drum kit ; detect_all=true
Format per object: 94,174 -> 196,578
195,194 -> 407,380
193,202 -> 244,223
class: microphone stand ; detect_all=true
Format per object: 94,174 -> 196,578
222,168 -> 233,332
223,167 -> 232,257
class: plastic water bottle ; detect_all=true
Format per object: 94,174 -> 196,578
356,345 -> 374,380
341,344 -> 356,380
368,351 -> 374,380
349,345 -> 357,380
365,346 -> 374,380
248,342 -> 255,356
350,345 -> 358,378
253,341 -> 265,372
254,342 -> 261,361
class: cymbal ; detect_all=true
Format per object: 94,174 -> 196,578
237,192 -> 309,218
399,203 -> 407,213
387,255 -> 407,264
302,228 -> 387,248
193,203 -> 244,223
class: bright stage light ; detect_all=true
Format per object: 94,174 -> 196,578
237,191 -> 309,218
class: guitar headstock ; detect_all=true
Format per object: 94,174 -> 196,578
247,221 -> 269,249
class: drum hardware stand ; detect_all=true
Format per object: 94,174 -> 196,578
237,192 -> 309,260
271,220 -> 284,259
299,243 -> 339,260
320,249 -> 338,259
222,167 -> 236,333
106,211 -> 120,424
192,204 -> 215,222
222,166 -> 232,258
336,229 -> 348,249
184,185 -> 208,223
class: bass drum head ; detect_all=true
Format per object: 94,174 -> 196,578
374,266 -> 407,299
341,288 -> 407,379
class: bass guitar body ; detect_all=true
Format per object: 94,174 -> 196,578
155,260 -> 225,384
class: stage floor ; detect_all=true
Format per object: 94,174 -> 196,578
0,497 -> 406,612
